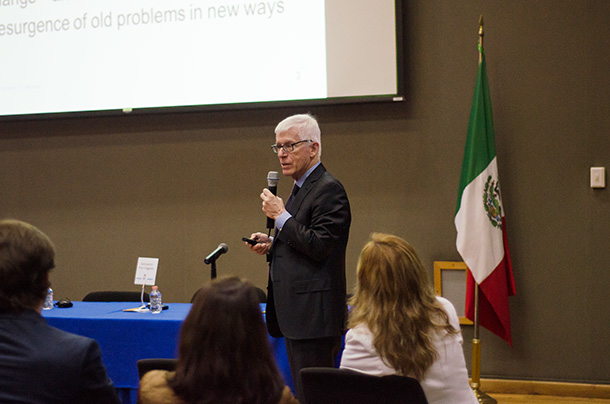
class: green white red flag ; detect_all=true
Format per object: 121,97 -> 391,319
455,44 -> 516,345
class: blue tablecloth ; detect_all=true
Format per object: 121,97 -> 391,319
42,301 -> 292,404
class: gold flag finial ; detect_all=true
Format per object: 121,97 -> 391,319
479,15 -> 484,37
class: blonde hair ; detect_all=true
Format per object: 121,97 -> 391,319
348,233 -> 456,380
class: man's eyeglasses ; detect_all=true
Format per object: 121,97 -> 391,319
271,139 -> 313,154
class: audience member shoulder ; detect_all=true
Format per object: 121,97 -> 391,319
279,385 -> 300,404
435,296 -> 460,329
139,370 -> 183,404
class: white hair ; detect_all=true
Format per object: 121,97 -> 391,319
274,113 -> 322,157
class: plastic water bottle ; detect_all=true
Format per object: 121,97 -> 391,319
150,286 -> 162,314
43,287 -> 53,310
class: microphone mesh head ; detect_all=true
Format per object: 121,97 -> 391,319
267,171 -> 279,187
219,243 -> 229,253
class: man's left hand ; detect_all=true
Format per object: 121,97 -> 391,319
261,188 -> 286,220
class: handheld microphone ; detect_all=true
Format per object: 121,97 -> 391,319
266,171 -> 279,229
204,243 -> 229,264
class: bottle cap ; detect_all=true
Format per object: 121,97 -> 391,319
152,286 -> 158,290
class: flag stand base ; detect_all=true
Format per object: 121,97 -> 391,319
473,388 -> 497,404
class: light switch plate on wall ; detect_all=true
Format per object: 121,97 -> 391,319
590,167 -> 606,188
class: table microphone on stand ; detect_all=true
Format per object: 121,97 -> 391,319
204,243 -> 228,279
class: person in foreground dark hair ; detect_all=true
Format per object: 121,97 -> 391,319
340,233 -> 478,404
138,276 -> 299,404
0,219 -> 120,404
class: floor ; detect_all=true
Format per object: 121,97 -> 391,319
491,394 -> 610,404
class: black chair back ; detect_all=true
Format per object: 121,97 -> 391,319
137,358 -> 178,380
82,291 -> 149,302
300,367 -> 428,404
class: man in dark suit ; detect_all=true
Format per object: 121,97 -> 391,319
0,219 -> 120,404
247,114 -> 351,402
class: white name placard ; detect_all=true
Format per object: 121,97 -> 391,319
133,257 -> 159,286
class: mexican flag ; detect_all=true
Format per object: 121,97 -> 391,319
455,45 -> 516,345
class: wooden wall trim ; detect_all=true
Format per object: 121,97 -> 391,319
480,378 -> 610,399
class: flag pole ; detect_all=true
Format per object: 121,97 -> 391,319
470,15 -> 497,404
471,285 -> 496,403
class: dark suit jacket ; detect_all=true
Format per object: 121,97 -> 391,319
0,309 -> 120,404
266,163 -> 351,339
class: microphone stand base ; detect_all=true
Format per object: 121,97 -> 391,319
473,388 -> 497,404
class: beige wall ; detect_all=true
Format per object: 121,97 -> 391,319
1,0 -> 609,385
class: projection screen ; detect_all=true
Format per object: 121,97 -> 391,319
0,0 -> 403,119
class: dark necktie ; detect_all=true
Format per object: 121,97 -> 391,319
285,184 -> 300,211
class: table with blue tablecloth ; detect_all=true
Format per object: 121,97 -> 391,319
42,301 -> 292,404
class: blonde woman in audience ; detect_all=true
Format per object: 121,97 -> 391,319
340,233 -> 478,404
139,276 -> 299,404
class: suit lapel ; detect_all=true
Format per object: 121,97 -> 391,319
288,163 -> 325,215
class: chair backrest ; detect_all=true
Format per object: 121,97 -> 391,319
137,358 -> 178,379
300,367 -> 428,404
82,291 -> 150,302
